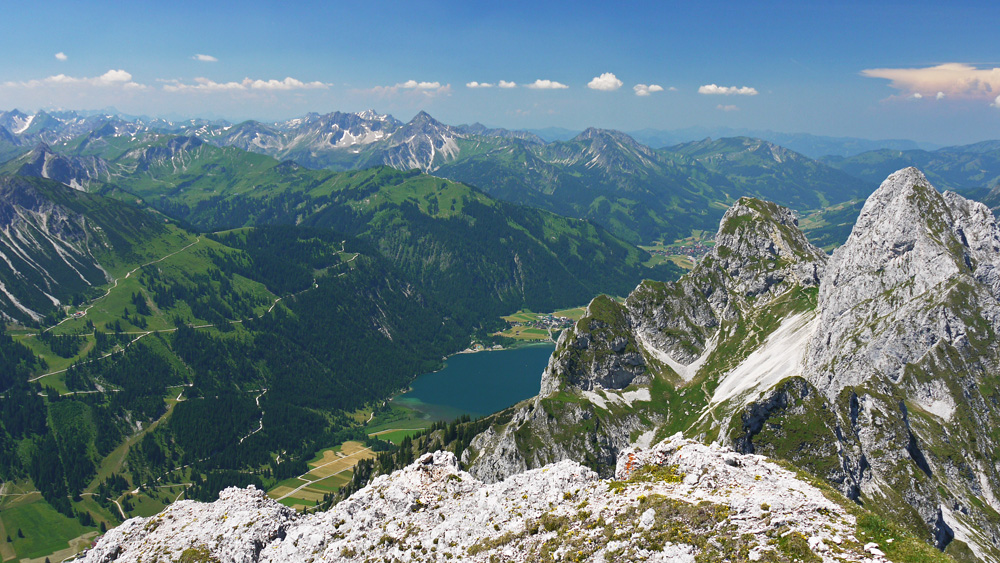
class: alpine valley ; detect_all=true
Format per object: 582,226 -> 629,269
0,109 -> 998,563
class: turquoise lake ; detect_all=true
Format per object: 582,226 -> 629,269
392,344 -> 556,421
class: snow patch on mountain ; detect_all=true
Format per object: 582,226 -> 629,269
13,114 -> 33,134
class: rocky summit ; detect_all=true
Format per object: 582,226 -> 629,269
465,168 -> 1000,561
80,436 -> 915,563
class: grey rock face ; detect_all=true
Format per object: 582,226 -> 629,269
799,167 -> 1000,558
711,197 -> 827,300
805,167 -> 1000,397
629,197 -> 826,367
13,143 -> 111,190
538,295 -> 649,397
82,485 -> 295,563
465,393 -> 648,482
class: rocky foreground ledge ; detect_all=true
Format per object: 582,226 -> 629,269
81,436 -> 923,562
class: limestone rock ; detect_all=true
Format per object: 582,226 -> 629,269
82,485 -> 295,563
806,167 -> 1000,397
81,438 -> 884,563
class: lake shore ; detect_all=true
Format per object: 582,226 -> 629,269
389,343 -> 555,423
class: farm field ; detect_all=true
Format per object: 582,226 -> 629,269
266,441 -> 375,511
0,493 -> 97,562
497,306 -> 586,341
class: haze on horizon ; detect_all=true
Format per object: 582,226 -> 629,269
1,0 -> 998,146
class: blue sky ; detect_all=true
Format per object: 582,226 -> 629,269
1,0 -> 998,144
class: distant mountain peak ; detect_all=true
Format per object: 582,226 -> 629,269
407,110 -> 442,128
573,127 -> 637,143
356,109 -> 388,121
2,109 -> 28,121
454,123 -> 544,144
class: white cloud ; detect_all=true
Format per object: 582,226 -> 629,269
252,77 -> 328,90
366,80 -> 451,97
399,79 -> 443,90
717,104 -> 740,112
587,72 -> 623,91
54,52 -> 67,61
992,95 -> 1000,109
525,79 -> 568,90
699,84 -> 758,96
3,69 -> 146,90
498,80 -> 517,89
861,63 -> 1000,103
668,86 -> 678,91
100,70 -> 133,83
192,54 -> 218,62
162,76 -> 329,92
912,92 -> 923,99
633,84 -> 665,96
466,81 -> 493,88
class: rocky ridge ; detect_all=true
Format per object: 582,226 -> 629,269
466,197 -> 827,482
7,143 -> 111,190
80,436 -> 915,563
465,168 -> 1000,561
796,168 -> 1000,559
805,167 -> 1000,397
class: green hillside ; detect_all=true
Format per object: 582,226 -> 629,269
821,140 -> 1000,193
434,131 -> 733,244
664,136 -> 866,210
50,137 -> 677,322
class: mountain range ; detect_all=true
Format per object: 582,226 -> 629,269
821,142 -> 1000,195
3,108 -> 998,248
0,139 -> 669,326
0,109 -> 868,245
